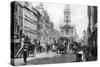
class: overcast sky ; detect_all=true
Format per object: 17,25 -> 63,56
32,2 -> 88,39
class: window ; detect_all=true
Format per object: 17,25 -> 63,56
14,21 -> 17,33
24,15 -> 37,25
17,25 -> 19,33
19,16 -> 23,26
18,6 -> 23,17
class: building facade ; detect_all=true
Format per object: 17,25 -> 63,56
35,3 -> 59,46
87,6 -> 97,61
11,1 -> 40,57
87,6 -> 97,48
60,5 -> 76,42
12,1 -> 40,42
23,2 -> 38,40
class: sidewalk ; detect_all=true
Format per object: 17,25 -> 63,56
14,51 -> 60,66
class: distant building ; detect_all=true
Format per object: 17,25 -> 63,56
35,3 -> 60,45
82,30 -> 88,46
60,5 -> 76,42
49,29 -> 60,43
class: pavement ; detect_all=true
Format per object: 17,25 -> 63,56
14,51 -> 76,66
27,53 -> 76,65
14,51 -> 60,66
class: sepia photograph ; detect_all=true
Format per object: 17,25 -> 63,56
10,1 -> 97,66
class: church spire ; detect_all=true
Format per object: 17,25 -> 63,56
64,4 -> 70,24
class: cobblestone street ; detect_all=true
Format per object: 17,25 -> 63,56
14,51 -> 76,66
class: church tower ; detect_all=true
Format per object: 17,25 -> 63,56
64,5 -> 71,24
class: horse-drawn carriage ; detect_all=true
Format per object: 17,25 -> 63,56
51,37 -> 70,54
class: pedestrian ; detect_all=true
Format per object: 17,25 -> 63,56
23,48 -> 27,65
46,43 -> 50,54
76,53 -> 82,62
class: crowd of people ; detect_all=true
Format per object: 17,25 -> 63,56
11,35 -> 97,65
